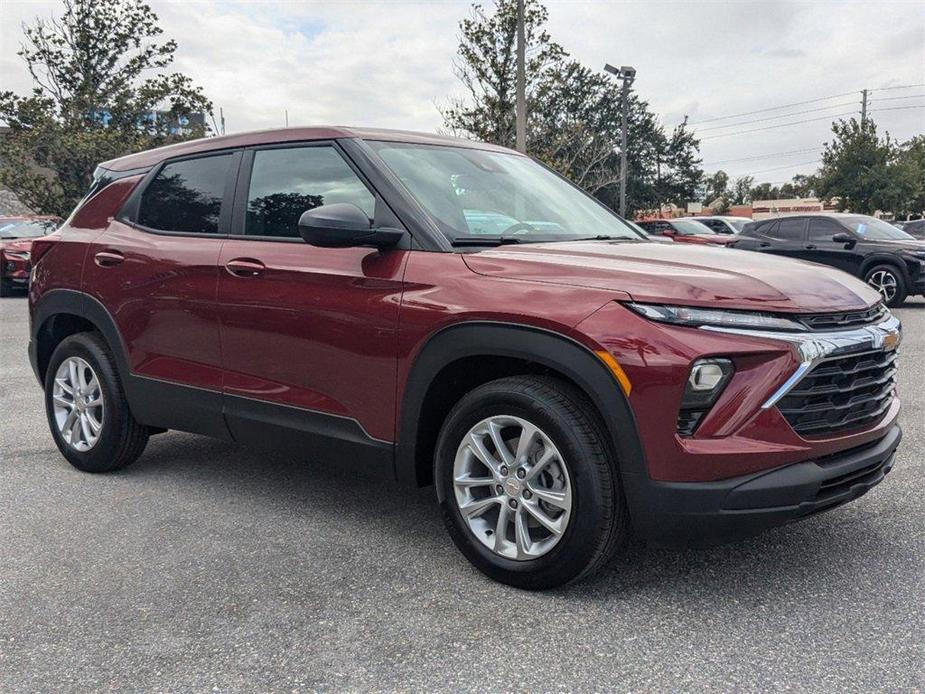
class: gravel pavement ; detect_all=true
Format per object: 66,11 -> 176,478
1,294 -> 923,692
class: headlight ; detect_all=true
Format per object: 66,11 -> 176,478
626,302 -> 805,332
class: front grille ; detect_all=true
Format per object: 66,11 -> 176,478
797,304 -> 886,331
677,409 -> 704,436
778,349 -> 897,437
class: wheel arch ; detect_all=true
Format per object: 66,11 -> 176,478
395,321 -> 646,487
859,254 -> 911,283
31,289 -> 132,387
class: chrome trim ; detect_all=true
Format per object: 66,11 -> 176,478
702,313 -> 901,409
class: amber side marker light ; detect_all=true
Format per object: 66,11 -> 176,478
595,350 -> 632,396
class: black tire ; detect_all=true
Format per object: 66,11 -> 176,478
44,332 -> 148,473
864,264 -> 907,308
435,375 -> 628,590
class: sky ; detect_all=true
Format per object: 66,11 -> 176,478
2,0 -> 923,184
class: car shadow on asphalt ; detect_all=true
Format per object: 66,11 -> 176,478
123,430 -> 912,600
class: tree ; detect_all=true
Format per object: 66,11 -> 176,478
442,0 -> 702,216
441,0 -> 564,149
730,175 -> 754,204
815,117 -> 919,216
0,0 -> 212,216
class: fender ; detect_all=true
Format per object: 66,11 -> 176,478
859,253 -> 913,283
395,321 -> 647,488
30,288 -> 231,440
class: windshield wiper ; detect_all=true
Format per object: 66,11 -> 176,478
450,236 -> 524,247
566,235 -> 639,242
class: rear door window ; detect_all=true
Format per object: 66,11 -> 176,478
769,218 -> 805,241
137,154 -> 234,234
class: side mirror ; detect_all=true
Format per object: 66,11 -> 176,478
298,203 -> 403,249
832,232 -> 854,245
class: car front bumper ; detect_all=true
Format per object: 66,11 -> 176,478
622,423 -> 901,546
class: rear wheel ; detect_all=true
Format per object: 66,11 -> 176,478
864,264 -> 907,307
435,375 -> 628,589
44,332 -> 148,473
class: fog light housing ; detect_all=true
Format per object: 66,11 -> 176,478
677,358 -> 734,436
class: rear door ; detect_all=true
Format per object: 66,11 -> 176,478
216,141 -> 408,468
83,150 -> 240,438
748,217 -> 807,259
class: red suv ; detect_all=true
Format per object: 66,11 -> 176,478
0,216 -> 61,296
28,128 -> 902,589
636,218 -> 738,245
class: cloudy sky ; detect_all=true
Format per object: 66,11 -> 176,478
2,0 -> 923,183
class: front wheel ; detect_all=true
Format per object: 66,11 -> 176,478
865,264 -> 907,308
435,375 -> 628,589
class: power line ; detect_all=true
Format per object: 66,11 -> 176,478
870,83 -> 925,92
693,102 -> 857,132
703,147 -> 823,167
870,104 -> 925,113
700,112 -> 857,140
738,159 -> 822,176
686,89 -> 860,126
870,93 -> 925,102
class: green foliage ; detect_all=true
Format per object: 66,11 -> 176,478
815,118 -> 922,216
442,0 -> 702,216
0,0 -> 212,216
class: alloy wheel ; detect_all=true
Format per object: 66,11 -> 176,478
52,356 -> 104,452
867,270 -> 898,302
452,415 -> 572,560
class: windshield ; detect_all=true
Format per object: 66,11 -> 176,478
368,142 -> 643,243
729,219 -> 750,232
672,220 -> 715,235
0,220 -> 58,239
844,216 -> 916,241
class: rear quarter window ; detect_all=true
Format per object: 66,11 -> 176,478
137,154 -> 234,234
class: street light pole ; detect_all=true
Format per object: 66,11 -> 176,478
515,0 -> 526,153
604,63 -> 636,218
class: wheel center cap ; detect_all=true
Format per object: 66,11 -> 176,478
503,478 -> 522,497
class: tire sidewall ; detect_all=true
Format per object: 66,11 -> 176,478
44,333 -> 129,472
436,385 -> 612,589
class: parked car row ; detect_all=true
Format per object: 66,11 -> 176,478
0,216 -> 62,296
25,126 -> 904,588
634,213 -> 925,307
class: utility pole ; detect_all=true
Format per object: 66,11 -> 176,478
604,63 -> 636,218
861,88 -> 868,125
515,0 -> 526,153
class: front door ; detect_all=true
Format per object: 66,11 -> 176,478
217,143 -> 407,471
798,217 -> 863,275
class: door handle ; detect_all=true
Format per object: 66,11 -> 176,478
805,244 -> 817,250
94,250 -> 125,267
225,258 -> 265,278
758,242 -> 771,248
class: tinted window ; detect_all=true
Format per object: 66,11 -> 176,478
138,154 -> 232,234
808,217 -> 846,241
769,218 -> 804,241
245,146 -> 375,238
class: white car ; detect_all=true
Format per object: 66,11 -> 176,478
682,216 -> 753,235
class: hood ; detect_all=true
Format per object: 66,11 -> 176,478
463,241 -> 881,313
862,238 -> 925,251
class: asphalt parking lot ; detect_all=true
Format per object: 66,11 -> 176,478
1,293 -> 923,692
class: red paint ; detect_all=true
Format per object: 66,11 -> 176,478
29,127 -> 897,488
